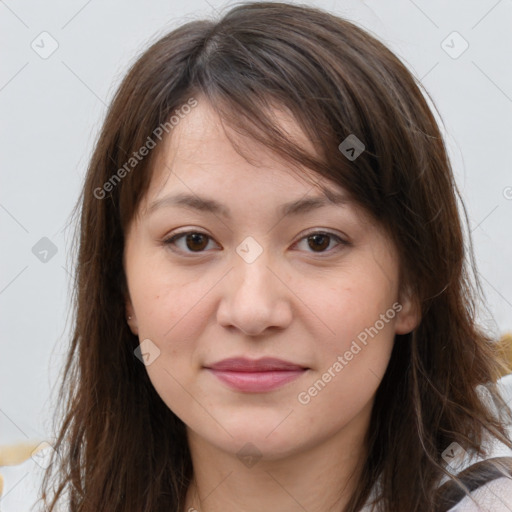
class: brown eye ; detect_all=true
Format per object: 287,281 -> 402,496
183,233 -> 209,251
164,231 -> 216,253
307,233 -> 331,252
295,231 -> 348,254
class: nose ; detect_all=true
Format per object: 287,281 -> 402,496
216,248 -> 293,336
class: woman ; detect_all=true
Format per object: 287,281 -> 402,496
39,2 -> 512,511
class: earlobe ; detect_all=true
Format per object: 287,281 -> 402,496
125,298 -> 139,335
394,290 -> 421,335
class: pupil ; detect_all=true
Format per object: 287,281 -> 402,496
309,234 -> 329,252
187,233 -> 208,251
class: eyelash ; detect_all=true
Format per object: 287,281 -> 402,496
162,230 -> 350,256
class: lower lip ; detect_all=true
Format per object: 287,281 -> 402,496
206,369 -> 307,392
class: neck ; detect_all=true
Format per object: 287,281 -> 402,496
182,400 -> 372,512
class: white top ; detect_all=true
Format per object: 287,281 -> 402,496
2,374 -> 512,512
444,373 -> 512,511
358,475 -> 512,512
446,477 -> 512,511
360,373 -> 512,511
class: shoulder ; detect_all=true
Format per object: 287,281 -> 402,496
446,476 -> 512,511
443,372 -> 512,512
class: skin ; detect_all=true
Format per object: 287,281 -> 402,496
123,99 -> 420,512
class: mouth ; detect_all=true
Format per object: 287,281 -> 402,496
204,357 -> 309,393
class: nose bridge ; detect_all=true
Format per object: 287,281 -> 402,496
232,235 -> 275,299
216,235 -> 292,334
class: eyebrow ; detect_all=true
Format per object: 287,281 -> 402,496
147,188 -> 349,219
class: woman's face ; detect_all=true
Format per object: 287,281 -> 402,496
123,100 -> 419,460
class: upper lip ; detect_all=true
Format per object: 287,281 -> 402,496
205,357 -> 307,372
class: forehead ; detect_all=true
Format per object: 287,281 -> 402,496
164,98 -> 317,157
143,99 -> 334,208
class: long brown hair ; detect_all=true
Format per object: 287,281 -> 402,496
39,2 -> 512,511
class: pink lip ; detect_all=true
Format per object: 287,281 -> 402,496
205,357 -> 308,392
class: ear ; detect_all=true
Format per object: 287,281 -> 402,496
125,295 -> 139,336
394,287 -> 421,335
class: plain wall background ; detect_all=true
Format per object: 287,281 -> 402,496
1,0 -> 511,448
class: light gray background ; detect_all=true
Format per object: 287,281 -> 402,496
1,0 -> 511,448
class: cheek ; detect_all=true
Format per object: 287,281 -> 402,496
299,265 -> 398,352
136,271 -> 212,418
293,263 -> 398,414
128,261 -> 213,413
296,308 -> 396,428
130,254 -> 214,341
